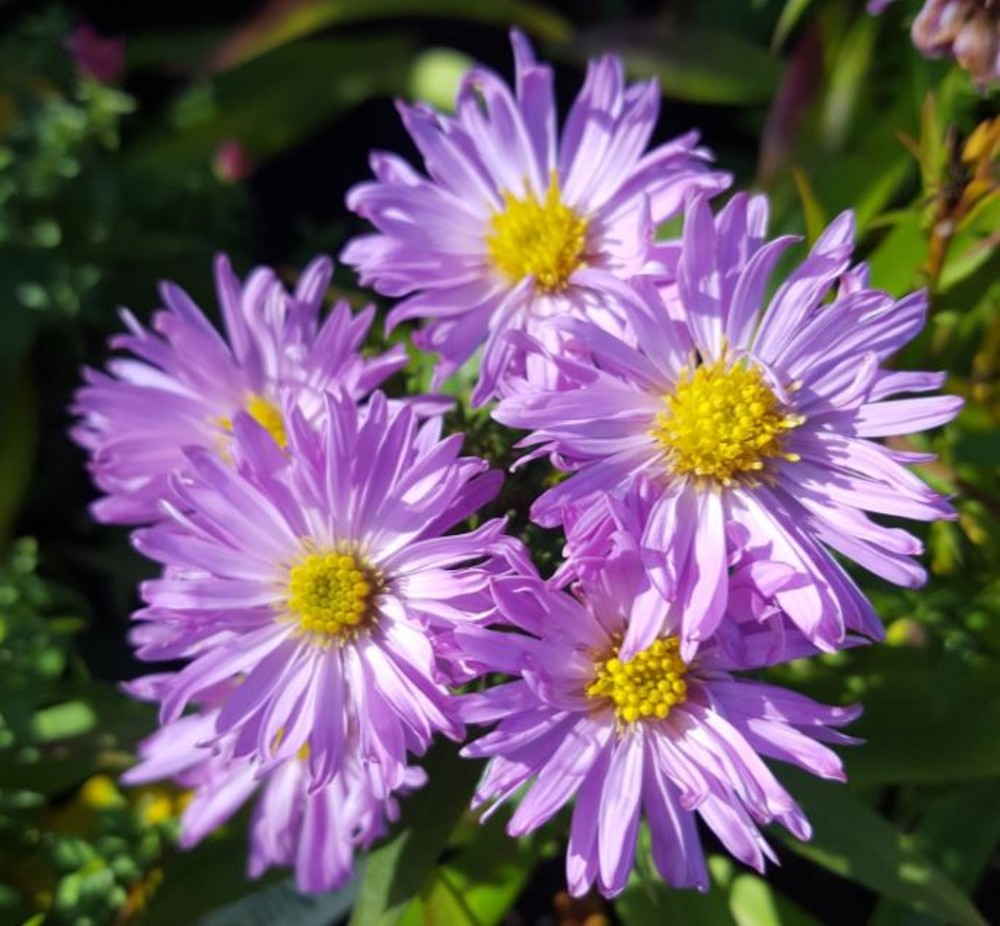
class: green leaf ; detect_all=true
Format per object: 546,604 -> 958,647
400,811 -> 543,926
772,0 -> 817,51
399,871 -> 479,926
618,831 -> 738,926
921,775 -> 1000,889
802,74 -> 918,233
618,877 -> 737,926
30,700 -> 97,742
569,24 -> 783,104
791,168 -> 827,246
820,15 -> 877,148
867,210 -> 927,296
772,648 -> 1000,786
195,877 -> 359,926
208,0 -> 572,73
938,190 -> 1000,293
952,428 -> 1000,469
349,740 -> 484,926
728,873 -> 822,926
618,846 -> 823,926
146,814 -> 283,926
0,678 -> 153,794
843,648 -> 1000,786
870,779 -> 1000,926
778,770 -> 987,926
128,36 -> 416,171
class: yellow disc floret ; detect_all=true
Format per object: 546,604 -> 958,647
486,170 -> 588,292
218,393 -> 288,448
245,394 -> 287,448
650,355 -> 803,487
286,550 -> 380,641
586,637 -> 688,725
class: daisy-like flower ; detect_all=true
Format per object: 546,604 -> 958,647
342,31 -> 729,404
496,193 -> 963,658
457,527 -> 860,898
123,693 -> 425,893
71,254 -> 409,524
132,389 -> 506,798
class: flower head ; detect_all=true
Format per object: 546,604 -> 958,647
496,194 -> 963,657
130,389 -> 505,797
342,31 -> 729,404
72,255 -> 409,524
457,531 -> 860,898
123,695 -> 425,893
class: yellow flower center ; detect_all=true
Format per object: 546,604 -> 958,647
586,637 -> 688,725
486,171 -> 588,292
218,393 -> 287,448
650,356 -> 803,487
245,394 -> 287,447
286,550 -> 380,642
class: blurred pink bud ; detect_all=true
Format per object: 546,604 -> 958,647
213,139 -> 255,183
911,0 -> 998,87
941,6 -> 999,86
870,0 -> 998,88
65,24 -> 124,84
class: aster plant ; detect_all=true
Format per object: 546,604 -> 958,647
55,12 -> 994,926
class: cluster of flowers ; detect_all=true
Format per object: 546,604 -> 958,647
73,34 -> 961,899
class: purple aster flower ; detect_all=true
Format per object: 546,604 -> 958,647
71,255 -> 410,525
496,193 -> 963,658
131,389 -> 506,798
342,30 -> 729,404
123,691 -> 425,893
457,530 -> 860,898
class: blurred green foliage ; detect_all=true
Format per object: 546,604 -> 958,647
0,539 -> 172,925
0,0 -> 997,923
0,10 -> 248,369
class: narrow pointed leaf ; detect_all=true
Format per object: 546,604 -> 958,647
778,770 -> 987,926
